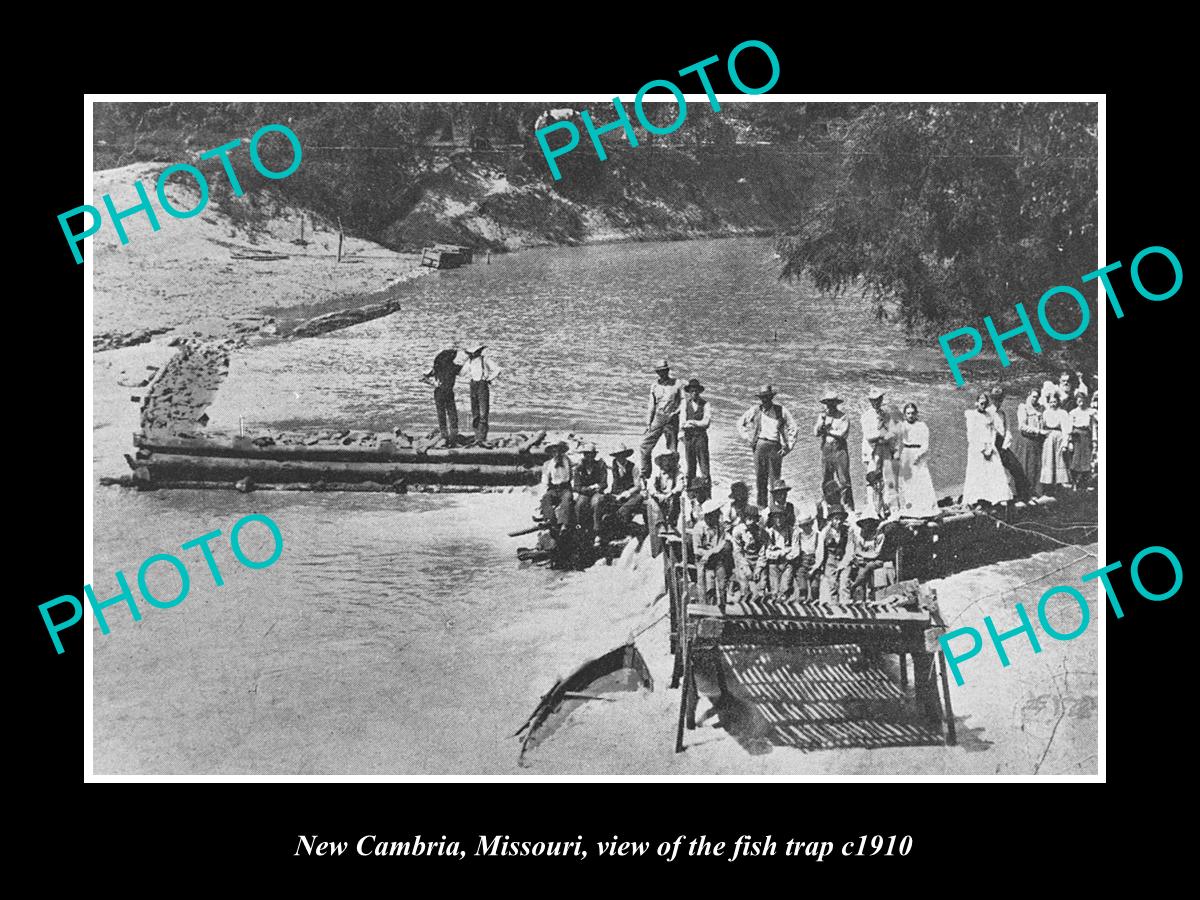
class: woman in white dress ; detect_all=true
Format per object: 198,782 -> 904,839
1039,392 -> 1073,494
897,403 -> 939,517
963,392 -> 1013,506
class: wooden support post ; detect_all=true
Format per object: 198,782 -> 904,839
685,662 -> 697,730
937,651 -> 958,746
675,625 -> 693,753
337,216 -> 344,263
668,547 -> 683,689
899,652 -> 907,691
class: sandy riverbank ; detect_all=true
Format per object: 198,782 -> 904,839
93,163 -> 428,349
517,542 -> 1098,776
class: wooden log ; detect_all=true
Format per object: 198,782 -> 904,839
507,523 -> 547,537
112,478 -> 512,494
134,433 -> 539,467
675,623 -> 693,753
518,430 -> 547,453
414,433 -> 444,453
938,651 -> 958,746
144,453 -> 539,486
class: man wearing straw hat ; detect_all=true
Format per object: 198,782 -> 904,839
691,497 -> 733,608
737,384 -> 797,508
539,441 -> 574,532
860,387 -> 900,518
638,358 -> 684,480
603,443 -> 645,530
462,343 -> 500,444
814,388 -> 853,509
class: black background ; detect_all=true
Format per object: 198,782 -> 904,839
18,20 -> 1188,886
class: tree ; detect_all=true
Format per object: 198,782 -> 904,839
776,103 -> 1098,360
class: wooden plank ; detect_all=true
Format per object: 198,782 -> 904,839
517,430 -> 547,453
144,453 -> 539,486
938,651 -> 958,746
687,602 -> 931,623
704,623 -> 920,653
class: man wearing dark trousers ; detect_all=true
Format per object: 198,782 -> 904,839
462,343 -> 500,444
424,346 -> 465,445
638,358 -> 683,480
540,442 -> 574,530
572,443 -> 609,546
681,377 -> 712,486
737,384 -> 797,508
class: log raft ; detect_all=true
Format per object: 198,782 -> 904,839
125,431 -> 547,491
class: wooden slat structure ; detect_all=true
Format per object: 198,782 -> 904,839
661,531 -> 958,753
420,245 -> 473,269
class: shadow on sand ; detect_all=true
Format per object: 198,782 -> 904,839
694,645 -> 971,755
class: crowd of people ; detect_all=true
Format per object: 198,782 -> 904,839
534,358 -> 1097,608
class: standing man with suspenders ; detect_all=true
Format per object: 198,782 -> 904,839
737,384 -> 797,508
462,343 -> 500,445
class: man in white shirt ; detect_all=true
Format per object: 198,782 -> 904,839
814,389 -> 853,509
737,384 -> 797,507
462,343 -> 500,444
539,442 -> 574,531
860,387 -> 899,518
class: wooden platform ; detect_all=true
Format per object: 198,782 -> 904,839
656,519 -> 958,753
125,430 -> 548,490
420,245 -> 473,269
892,491 -> 1097,580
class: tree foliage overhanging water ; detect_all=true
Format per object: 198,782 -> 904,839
775,103 -> 1098,366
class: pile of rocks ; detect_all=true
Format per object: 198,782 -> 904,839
94,327 -> 172,352
139,340 -> 232,436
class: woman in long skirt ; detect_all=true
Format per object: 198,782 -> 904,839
897,403 -> 939,517
1068,392 -> 1095,490
1039,392 -> 1072,494
963,392 -> 1012,506
1015,387 -> 1045,492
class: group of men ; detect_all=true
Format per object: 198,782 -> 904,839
424,344 -> 501,445
538,440 -> 645,551
633,358 -> 907,518
534,359 -> 909,600
690,478 -> 897,609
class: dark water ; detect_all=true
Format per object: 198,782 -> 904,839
210,237 -> 1025,496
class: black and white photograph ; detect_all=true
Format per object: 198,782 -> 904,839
85,96 -> 1100,778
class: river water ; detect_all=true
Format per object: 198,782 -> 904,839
93,237 -> 1071,775
207,237 -> 1014,492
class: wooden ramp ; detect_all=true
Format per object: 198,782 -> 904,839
715,645 -> 946,752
